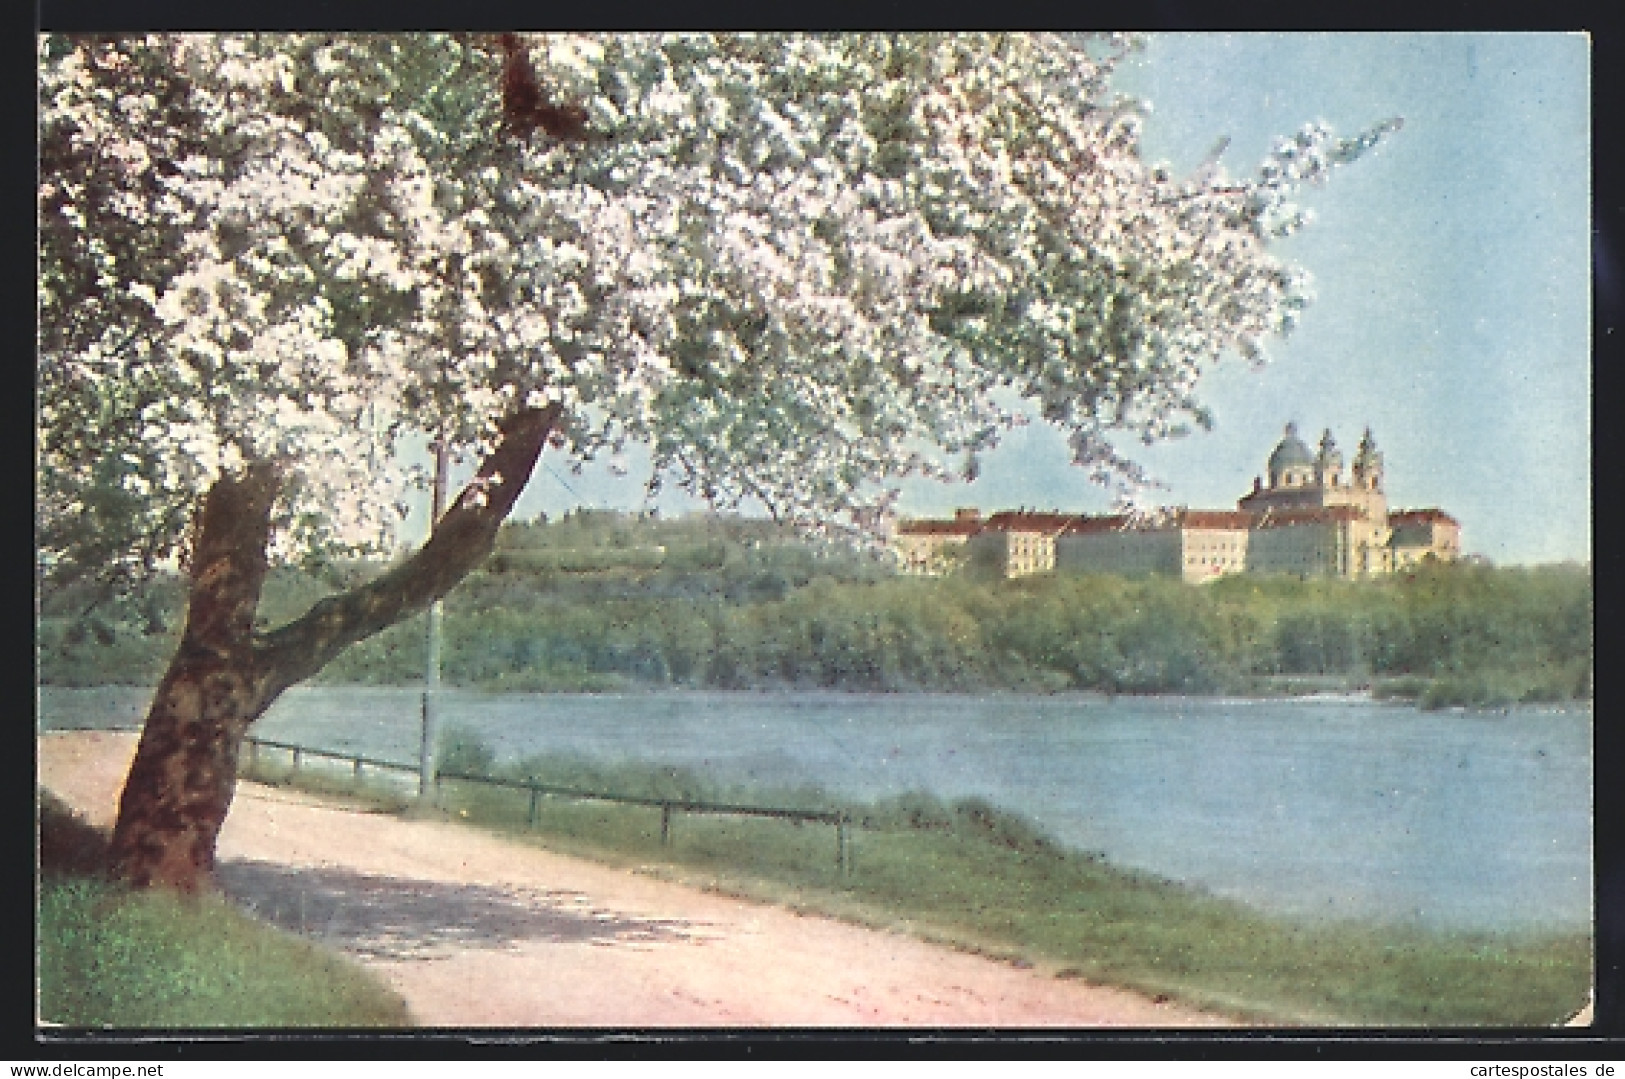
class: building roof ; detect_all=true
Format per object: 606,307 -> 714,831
1177,509 -> 1256,530
1062,514 -> 1138,535
1253,505 -> 1366,529
1388,508 -> 1459,527
899,504 -> 1462,577
981,511 -> 1082,533
1058,510 -> 1254,534
1268,423 -> 1315,473
896,518 -> 983,537
902,502 -> 1396,539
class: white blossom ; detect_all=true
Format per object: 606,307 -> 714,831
38,31 -> 1396,582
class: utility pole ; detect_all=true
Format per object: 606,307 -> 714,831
419,439 -> 450,801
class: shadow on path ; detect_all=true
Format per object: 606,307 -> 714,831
218,859 -> 701,961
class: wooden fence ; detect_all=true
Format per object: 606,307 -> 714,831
244,735 -> 854,876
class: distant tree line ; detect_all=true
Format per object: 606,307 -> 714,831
40,513 -> 1592,709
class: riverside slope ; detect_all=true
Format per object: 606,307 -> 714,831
39,731 -> 1232,1028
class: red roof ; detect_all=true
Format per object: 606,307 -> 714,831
900,501 -> 1443,540
1177,510 -> 1256,530
1388,508 -> 1459,527
982,511 -> 1082,533
1063,514 -> 1137,535
1063,510 -> 1255,535
896,519 -> 983,537
1253,506 -> 1366,529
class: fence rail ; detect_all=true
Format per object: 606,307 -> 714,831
243,735 -> 853,875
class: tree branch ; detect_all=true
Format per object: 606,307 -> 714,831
249,402 -> 561,710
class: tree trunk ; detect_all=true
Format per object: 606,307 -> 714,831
106,462 -> 279,891
106,404 -> 561,891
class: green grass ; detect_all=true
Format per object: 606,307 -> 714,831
245,740 -> 1590,1029
36,791 -> 413,1029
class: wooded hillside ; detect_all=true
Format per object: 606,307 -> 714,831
40,512 -> 1592,709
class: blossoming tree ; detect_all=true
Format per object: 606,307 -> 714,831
38,31 -> 1397,890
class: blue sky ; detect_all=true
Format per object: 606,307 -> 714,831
491,33 -> 1591,566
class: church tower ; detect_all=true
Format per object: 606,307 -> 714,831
1315,429 -> 1344,488
1351,427 -> 1384,492
1239,422 -> 1388,525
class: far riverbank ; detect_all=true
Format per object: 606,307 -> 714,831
40,560 -> 1592,711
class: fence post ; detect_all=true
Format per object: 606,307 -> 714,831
235,736 -> 859,878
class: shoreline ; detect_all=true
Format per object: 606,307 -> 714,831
39,730 -> 1241,1028
36,679 -> 1595,714
39,729 -> 1593,1026
36,691 -> 1594,938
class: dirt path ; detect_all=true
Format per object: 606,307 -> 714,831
39,731 -> 1234,1028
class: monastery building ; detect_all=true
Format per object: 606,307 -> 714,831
891,424 -> 1461,582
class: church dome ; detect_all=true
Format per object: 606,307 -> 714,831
1268,423 -> 1315,473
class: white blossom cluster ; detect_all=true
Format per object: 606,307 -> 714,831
40,35 -> 420,575
38,32 -> 1396,579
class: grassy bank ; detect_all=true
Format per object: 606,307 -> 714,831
36,791 -> 413,1029
246,742 -> 1592,1028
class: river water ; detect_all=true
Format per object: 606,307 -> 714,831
38,685 -> 1591,935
